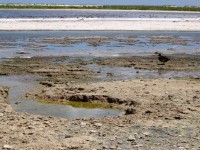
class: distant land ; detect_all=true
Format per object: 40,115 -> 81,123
0,4 -> 200,11
0,0 -> 200,6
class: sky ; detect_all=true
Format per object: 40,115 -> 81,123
0,0 -> 200,6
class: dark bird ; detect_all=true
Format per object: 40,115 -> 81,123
158,53 -> 170,65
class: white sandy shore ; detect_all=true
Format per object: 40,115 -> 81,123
0,18 -> 200,31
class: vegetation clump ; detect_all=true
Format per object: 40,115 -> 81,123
0,4 -> 200,12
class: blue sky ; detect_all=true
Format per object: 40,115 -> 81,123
0,0 -> 200,6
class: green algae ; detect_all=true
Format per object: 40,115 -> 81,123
40,100 -> 117,109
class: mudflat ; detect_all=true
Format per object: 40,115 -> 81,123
0,54 -> 200,149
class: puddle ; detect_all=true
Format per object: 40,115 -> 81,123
87,64 -> 200,81
0,75 -> 120,119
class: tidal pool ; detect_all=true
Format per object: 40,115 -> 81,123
0,75 -> 121,119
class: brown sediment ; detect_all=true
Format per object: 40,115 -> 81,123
0,55 -> 199,83
0,86 -> 9,103
0,56 -> 93,84
43,36 -> 114,47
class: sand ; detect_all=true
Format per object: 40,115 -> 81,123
0,18 -> 200,31
1,77 -> 200,149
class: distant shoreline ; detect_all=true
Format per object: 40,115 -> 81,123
0,4 -> 200,12
0,18 -> 200,31
1,8 -> 200,14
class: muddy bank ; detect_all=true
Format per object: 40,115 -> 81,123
0,56 -> 93,84
33,78 -> 200,119
0,53 -> 200,149
1,54 -> 199,77
1,85 -> 200,150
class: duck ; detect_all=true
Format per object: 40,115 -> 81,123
158,53 -> 170,65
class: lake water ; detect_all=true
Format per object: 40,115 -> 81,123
0,10 -> 200,18
0,31 -> 200,59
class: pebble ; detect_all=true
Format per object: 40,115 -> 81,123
110,138 -> 115,141
110,146 -> 117,149
135,144 -> 143,147
178,147 -> 186,149
118,124 -> 125,127
0,113 -> 3,117
80,122 -> 87,126
143,132 -> 150,136
102,146 -> 108,149
3,144 -> 13,149
127,135 -> 135,141
89,130 -> 97,134
118,141 -> 123,144
94,123 -> 102,127
65,135 -> 73,138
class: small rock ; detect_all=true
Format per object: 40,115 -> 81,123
27,126 -> 35,129
135,144 -> 143,147
125,108 -> 136,115
145,110 -> 152,114
118,124 -> 125,127
94,123 -> 102,127
15,102 -> 21,105
89,130 -> 97,134
193,95 -> 198,99
110,138 -> 115,141
143,132 -> 150,136
78,88 -> 84,91
16,51 -> 29,54
128,135 -> 135,141
65,135 -> 73,138
80,122 -> 87,126
3,144 -> 13,149
102,145 -> 108,149
0,113 -> 3,117
110,146 -> 117,149
178,147 -> 186,149
174,116 -> 183,120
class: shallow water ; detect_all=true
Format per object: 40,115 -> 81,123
0,30 -> 200,118
0,75 -> 120,119
1,10 -> 200,19
87,64 -> 200,81
0,31 -> 200,59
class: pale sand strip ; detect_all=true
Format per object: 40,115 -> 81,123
0,18 -> 200,31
